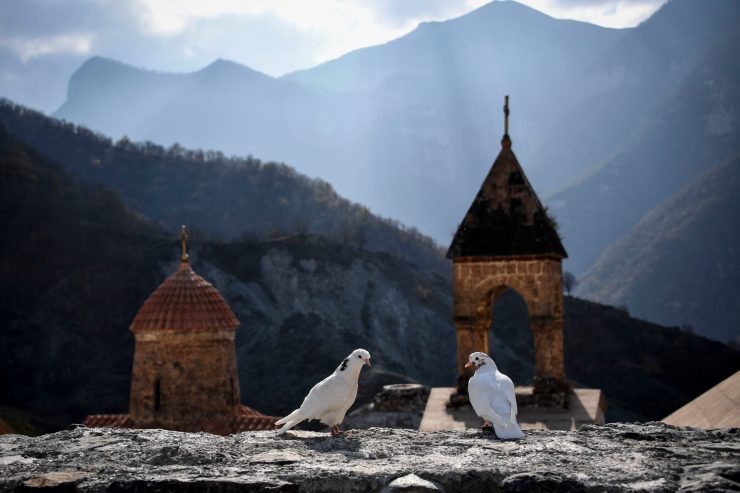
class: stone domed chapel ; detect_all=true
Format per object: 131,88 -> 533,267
85,227 -> 277,434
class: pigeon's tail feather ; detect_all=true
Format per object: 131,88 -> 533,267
276,419 -> 302,435
494,422 -> 524,440
275,409 -> 304,435
275,409 -> 300,426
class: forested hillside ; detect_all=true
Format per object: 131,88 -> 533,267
0,123 -> 456,432
0,100 -> 446,277
578,154 -> 740,342
0,125 -> 173,432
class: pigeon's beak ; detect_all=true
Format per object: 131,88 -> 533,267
464,360 -> 473,368
366,360 -> 371,368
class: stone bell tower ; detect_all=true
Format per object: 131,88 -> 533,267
447,96 -> 568,401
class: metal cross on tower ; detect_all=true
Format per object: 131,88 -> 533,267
180,225 -> 189,263
504,95 -> 510,136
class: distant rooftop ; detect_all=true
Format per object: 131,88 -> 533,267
663,371 -> 740,429
130,227 -> 239,333
84,405 -> 277,434
0,418 -> 15,435
130,261 -> 240,332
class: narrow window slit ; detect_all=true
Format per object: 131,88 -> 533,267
154,380 -> 161,411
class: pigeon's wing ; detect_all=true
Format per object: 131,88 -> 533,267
469,373 -> 507,426
490,373 -> 524,439
299,374 -> 350,418
495,372 -> 518,420
491,371 -> 516,414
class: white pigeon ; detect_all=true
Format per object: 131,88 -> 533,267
466,351 -> 524,440
276,348 -> 371,436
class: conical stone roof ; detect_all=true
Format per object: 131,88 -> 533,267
130,261 -> 239,332
447,135 -> 567,259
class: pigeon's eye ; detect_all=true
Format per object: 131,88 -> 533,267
357,355 -> 362,359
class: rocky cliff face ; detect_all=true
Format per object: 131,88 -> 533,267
196,238 -> 456,416
1,423 -> 738,492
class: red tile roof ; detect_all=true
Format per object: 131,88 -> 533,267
83,414 -> 133,428
238,404 -> 264,417
84,410 -> 279,434
0,418 -> 16,435
130,261 -> 239,332
232,416 -> 278,432
235,405 -> 278,431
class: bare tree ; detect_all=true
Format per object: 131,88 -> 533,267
337,218 -> 354,245
563,271 -> 578,295
353,207 -> 371,251
291,215 -> 310,236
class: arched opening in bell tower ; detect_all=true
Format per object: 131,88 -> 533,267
488,288 -> 535,386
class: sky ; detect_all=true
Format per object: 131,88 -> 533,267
0,0 -> 667,113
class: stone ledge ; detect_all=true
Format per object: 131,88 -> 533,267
1,423 -> 738,492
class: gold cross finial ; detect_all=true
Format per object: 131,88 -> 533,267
180,225 -> 189,263
504,95 -> 510,136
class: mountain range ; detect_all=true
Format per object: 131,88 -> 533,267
578,153 -> 740,342
548,0 -> 740,274
52,0 -> 632,248
43,0 -> 740,341
51,0 -> 740,264
1,119 -> 737,433
0,100 -> 446,277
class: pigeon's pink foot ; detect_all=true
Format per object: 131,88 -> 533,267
330,425 -> 343,437
481,421 -> 494,431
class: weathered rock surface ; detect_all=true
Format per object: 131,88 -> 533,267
1,423 -> 738,492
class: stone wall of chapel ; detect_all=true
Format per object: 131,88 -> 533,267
129,330 -> 240,424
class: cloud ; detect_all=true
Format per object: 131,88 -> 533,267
156,12 -> 331,75
0,0 -> 668,70
1,34 -> 92,63
0,0 -> 141,62
0,0 -> 138,38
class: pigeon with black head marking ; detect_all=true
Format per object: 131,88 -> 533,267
466,351 -> 524,440
276,348 -> 371,437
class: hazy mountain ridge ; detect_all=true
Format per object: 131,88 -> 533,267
1,100 -> 447,277
59,57 -> 288,129
286,0 -> 624,95
56,57 -> 328,168
52,0 -> 630,245
577,153 -> 740,342
548,0 -> 740,275
49,1 -> 740,283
